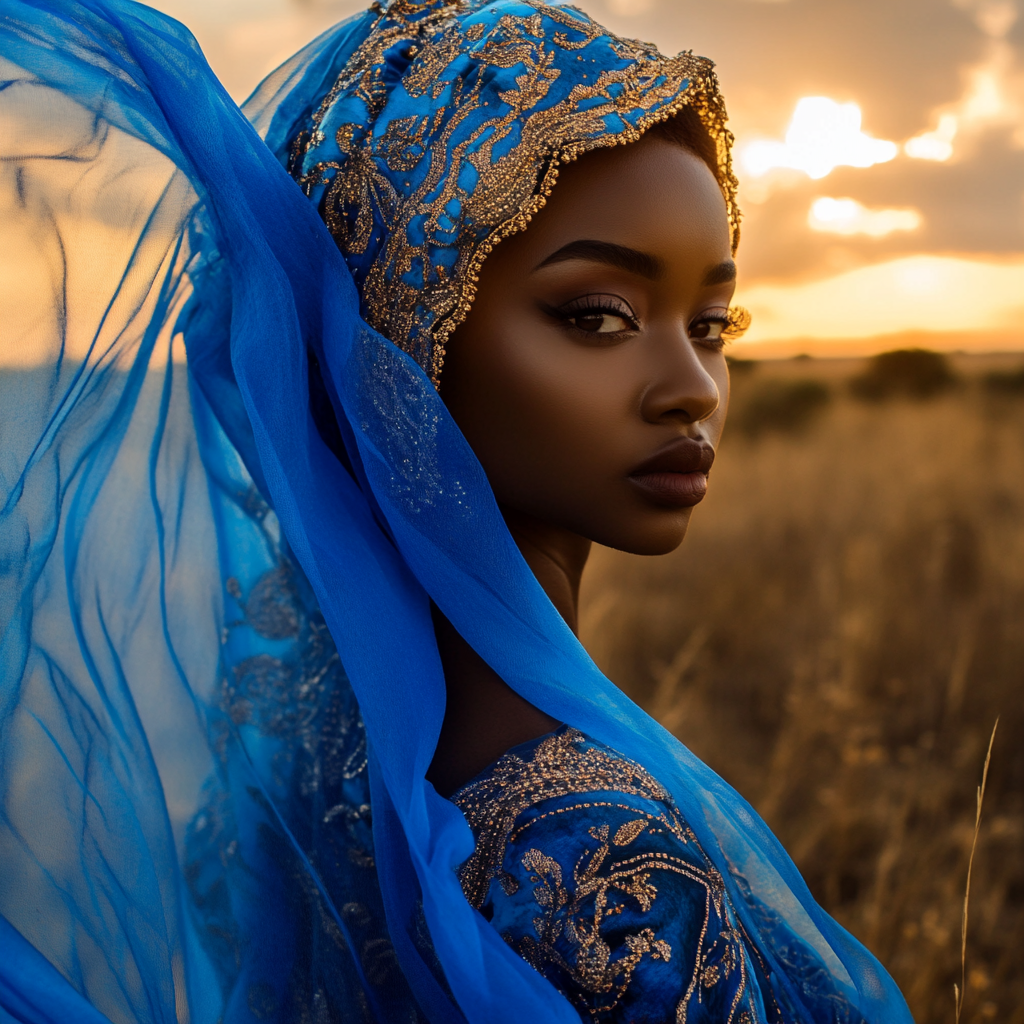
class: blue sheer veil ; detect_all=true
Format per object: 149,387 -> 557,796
0,1 -> 912,1022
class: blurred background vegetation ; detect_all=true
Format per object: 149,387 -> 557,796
580,349 -> 1024,1024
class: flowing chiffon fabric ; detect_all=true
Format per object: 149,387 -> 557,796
0,2 -> 913,1022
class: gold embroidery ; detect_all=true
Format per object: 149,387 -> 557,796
516,822 -> 676,1016
290,1 -> 741,384
613,818 -> 648,846
453,727 -> 680,908
453,729 -> 758,1021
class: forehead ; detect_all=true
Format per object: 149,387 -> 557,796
493,137 -> 733,277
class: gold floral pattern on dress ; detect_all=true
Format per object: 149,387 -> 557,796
290,0 -> 741,382
453,728 -> 766,1022
455,727 -> 678,906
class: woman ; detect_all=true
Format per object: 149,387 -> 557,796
0,1 -> 911,1022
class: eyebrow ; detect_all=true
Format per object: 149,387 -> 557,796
535,242 -> 738,289
702,259 -> 737,286
534,239 -> 663,279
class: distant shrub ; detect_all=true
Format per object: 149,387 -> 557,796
735,378 -> 831,437
849,348 -> 957,401
726,356 -> 758,375
982,364 -> 1024,395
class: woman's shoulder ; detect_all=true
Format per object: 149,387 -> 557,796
452,727 -> 774,1023
453,726 -> 714,905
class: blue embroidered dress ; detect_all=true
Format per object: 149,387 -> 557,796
0,1 -> 912,1022
455,728 -> 776,1022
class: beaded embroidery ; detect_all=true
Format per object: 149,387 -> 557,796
453,729 -> 771,1022
289,0 -> 743,383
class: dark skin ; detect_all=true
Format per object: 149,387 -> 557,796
427,135 -> 736,796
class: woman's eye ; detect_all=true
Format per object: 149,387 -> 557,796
689,307 -> 751,347
570,312 -> 633,334
552,294 -> 638,336
690,319 -> 726,342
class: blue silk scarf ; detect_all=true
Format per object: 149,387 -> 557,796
0,1 -> 912,1022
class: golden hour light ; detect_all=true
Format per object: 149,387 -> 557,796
808,198 -> 923,238
736,254 -> 1024,344
739,97 -> 898,180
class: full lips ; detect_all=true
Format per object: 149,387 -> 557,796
628,437 -> 715,508
630,470 -> 708,506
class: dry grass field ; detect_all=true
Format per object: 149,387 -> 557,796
579,351 -> 1024,1024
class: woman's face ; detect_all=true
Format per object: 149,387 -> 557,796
440,133 -> 735,556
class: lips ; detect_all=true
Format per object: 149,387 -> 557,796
628,436 -> 715,508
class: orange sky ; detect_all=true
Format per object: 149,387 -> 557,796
141,0 -> 1024,354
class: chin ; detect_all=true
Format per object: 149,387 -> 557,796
589,508 -> 694,557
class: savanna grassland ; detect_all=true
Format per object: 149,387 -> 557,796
579,351 -> 1024,1024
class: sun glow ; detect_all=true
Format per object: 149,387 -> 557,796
736,255 -> 1024,344
740,97 -> 899,180
808,197 -> 922,238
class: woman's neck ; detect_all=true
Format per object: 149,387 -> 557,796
501,506 -> 592,633
425,510 -> 590,797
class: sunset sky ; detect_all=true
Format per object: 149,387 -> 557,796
150,0 -> 1024,355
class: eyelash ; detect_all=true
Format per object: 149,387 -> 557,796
722,305 -> 752,340
690,306 -> 752,350
550,294 -> 640,337
549,296 -> 753,348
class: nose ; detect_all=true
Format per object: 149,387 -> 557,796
638,324 -> 721,426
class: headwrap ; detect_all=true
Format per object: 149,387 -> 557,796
277,0 -> 739,380
0,2 -> 910,1023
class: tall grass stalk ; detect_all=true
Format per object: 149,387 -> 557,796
955,719 -> 999,1024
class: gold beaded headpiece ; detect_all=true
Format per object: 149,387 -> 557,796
291,0 -> 743,383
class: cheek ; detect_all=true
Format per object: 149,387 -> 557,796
458,325 -> 632,510
443,309 -> 728,555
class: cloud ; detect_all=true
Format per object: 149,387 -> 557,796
739,98 -> 898,180
955,0 -> 1018,38
737,254 -> 1024,343
905,4 -> 1023,163
808,198 -> 922,238
905,114 -> 959,162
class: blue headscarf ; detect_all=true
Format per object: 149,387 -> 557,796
269,0 -> 740,381
0,2 -> 909,1023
